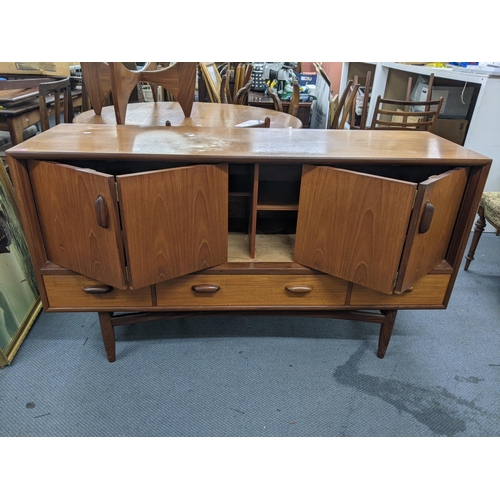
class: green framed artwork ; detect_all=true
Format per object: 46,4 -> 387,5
0,157 -> 41,368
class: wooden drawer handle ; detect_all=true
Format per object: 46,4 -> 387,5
82,285 -> 114,295
286,285 -> 313,293
94,194 -> 109,229
191,284 -> 220,293
419,201 -> 435,234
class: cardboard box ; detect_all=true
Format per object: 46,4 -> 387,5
297,72 -> 317,87
432,118 -> 468,145
0,62 -> 77,77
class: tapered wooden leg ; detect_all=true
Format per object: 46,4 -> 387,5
464,207 -> 486,271
98,312 -> 116,362
377,309 -> 398,358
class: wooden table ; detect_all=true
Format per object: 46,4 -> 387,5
0,89 -> 82,146
74,101 -> 303,128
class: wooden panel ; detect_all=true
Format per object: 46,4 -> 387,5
350,274 -> 451,307
156,274 -> 348,308
28,160 -> 127,289
294,165 -> 416,294
43,275 -> 152,308
395,168 -> 468,293
117,164 -> 228,289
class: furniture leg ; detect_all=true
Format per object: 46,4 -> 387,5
377,309 -> 398,358
7,116 -> 25,146
98,312 -> 116,362
464,206 -> 486,270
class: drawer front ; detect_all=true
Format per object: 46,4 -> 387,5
350,274 -> 451,307
156,274 -> 348,308
43,275 -> 153,308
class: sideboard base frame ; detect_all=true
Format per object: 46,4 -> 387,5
98,309 -> 399,362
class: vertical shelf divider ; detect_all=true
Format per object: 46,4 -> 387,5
248,164 -> 259,259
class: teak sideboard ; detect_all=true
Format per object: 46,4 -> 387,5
6,124 -> 491,361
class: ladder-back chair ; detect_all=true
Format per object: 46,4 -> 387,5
38,77 -> 75,132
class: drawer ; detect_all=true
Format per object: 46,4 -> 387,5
156,274 -> 348,308
350,274 -> 451,307
43,275 -> 153,308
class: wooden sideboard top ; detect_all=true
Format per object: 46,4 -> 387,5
6,123 -> 491,166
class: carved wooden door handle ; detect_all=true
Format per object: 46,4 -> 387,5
191,284 -> 221,293
286,285 -> 313,293
94,195 -> 109,228
82,285 -> 114,294
418,201 -> 435,234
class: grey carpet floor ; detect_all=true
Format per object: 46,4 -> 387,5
1,233 -> 499,437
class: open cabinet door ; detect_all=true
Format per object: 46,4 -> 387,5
28,160 -> 127,289
294,165 -> 417,295
394,167 -> 468,293
117,164 -> 228,290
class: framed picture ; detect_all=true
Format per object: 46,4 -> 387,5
199,62 -> 222,103
0,157 -> 41,368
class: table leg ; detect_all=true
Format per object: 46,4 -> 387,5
6,116 -> 25,146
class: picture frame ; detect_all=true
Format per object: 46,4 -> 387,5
0,157 -> 41,368
199,62 -> 222,103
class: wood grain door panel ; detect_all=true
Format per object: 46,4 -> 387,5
294,165 -> 417,295
395,168 -> 468,293
27,160 -> 127,289
117,164 -> 228,289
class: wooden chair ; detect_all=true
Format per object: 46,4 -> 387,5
264,82 -> 283,112
219,65 -> 233,104
369,95 -> 443,131
264,80 -> 300,117
349,71 -> 372,130
464,192 -> 500,270
287,79 -> 300,118
80,62 -> 197,124
234,79 -> 252,105
330,80 -> 361,129
38,77 -> 75,132
233,63 -> 253,102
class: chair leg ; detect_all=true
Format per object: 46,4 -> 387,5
464,207 -> 486,271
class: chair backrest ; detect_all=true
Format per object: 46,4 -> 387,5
370,96 -> 443,132
265,80 -> 300,117
38,77 -> 74,132
234,79 -> 252,105
287,79 -> 300,118
219,66 -> 233,104
349,71 -> 372,130
233,63 -> 253,102
330,80 -> 361,129
80,62 -> 196,124
264,82 -> 283,112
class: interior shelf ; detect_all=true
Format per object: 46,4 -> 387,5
228,233 -> 295,262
